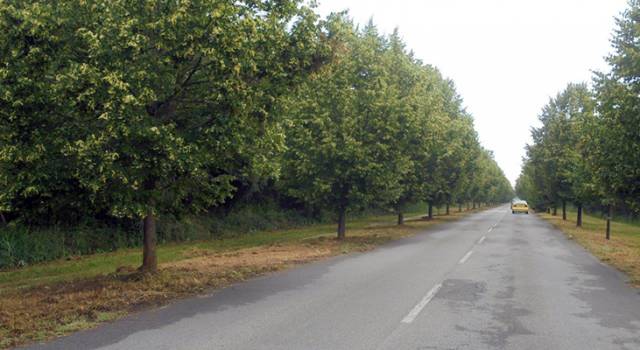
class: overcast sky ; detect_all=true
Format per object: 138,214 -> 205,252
316,0 -> 629,186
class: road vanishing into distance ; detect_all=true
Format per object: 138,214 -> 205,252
28,205 -> 640,350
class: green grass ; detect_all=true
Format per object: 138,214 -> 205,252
0,209 -> 432,292
552,208 -> 640,239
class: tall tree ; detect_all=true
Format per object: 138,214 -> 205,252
519,84 -> 597,223
280,16 -> 410,238
0,0 -> 321,271
383,30 -> 454,225
419,76 -> 469,218
562,85 -> 597,226
591,0 -> 640,215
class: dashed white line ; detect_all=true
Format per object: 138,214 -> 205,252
398,210 -> 502,326
401,283 -> 443,324
459,250 -> 474,264
487,227 -> 493,232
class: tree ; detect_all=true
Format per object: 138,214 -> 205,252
530,97 -> 571,217
591,0 -> 640,215
517,2 -> 640,238
439,113 -> 480,214
471,149 -> 513,205
1,2 -> 515,266
0,0 -> 321,271
417,75 -> 473,219
561,85 -> 597,226
381,31 -> 474,225
280,16 -> 410,238
518,84 -> 597,225
383,29 -> 425,225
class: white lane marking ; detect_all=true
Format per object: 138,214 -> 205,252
487,227 -> 493,232
459,250 -> 473,264
401,283 -> 443,324
478,236 -> 486,244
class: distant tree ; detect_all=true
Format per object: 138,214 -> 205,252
516,154 -> 553,212
474,149 -> 513,205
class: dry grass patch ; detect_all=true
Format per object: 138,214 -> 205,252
0,245 -> 324,349
539,210 -> 640,288
0,208 -> 479,349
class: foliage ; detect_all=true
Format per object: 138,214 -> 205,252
280,17 -> 411,236
280,17 -> 511,236
590,0 -> 640,212
520,84 -> 596,210
517,1 -> 640,219
0,3 -> 512,263
0,0 -> 322,269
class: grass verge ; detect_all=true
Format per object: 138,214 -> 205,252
0,207 -> 481,349
539,209 -> 640,288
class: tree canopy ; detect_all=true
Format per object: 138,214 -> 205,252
0,1 -> 513,270
516,0 -> 640,232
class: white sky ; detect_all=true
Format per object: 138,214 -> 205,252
316,0 -> 629,186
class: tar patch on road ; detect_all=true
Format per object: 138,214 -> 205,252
437,279 -> 487,302
453,303 -> 534,348
437,278 -> 535,348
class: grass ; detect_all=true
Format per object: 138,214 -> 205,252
0,209 -> 431,291
539,209 -> 640,288
0,206 -> 482,349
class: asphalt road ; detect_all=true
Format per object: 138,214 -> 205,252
27,205 -> 640,350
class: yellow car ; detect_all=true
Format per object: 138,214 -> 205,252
511,201 -> 529,214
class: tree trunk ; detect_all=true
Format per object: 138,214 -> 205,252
337,207 -> 346,240
547,208 -> 550,214
466,202 -> 470,211
576,204 -> 583,227
397,212 -> 404,225
428,202 -> 433,220
0,211 -> 6,225
458,203 -> 462,212
562,200 -> 567,220
606,205 -> 612,240
446,203 -> 450,215
552,207 -> 557,216
141,209 -> 158,273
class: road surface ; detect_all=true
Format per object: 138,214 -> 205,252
27,205 -> 640,350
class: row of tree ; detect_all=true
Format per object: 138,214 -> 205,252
279,15 -> 513,237
516,0 -> 640,237
0,0 -> 513,272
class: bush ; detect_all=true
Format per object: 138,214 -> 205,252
0,199 -> 424,269
0,224 -> 141,269
0,201 -> 322,269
